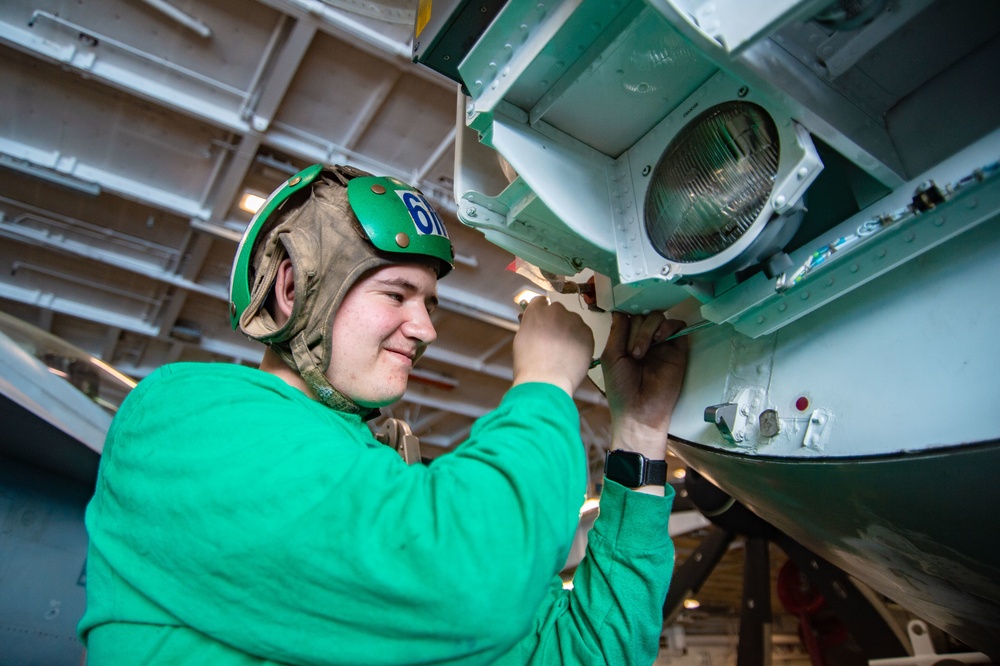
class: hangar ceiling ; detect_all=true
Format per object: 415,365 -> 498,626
0,0 -> 618,459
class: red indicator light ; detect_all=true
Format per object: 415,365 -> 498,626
795,396 -> 809,411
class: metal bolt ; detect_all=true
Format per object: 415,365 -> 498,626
759,409 -> 780,438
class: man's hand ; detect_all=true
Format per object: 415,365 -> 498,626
512,298 -> 594,398
600,312 -> 689,466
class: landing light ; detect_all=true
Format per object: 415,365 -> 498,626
613,71 -> 825,307
645,101 -> 779,265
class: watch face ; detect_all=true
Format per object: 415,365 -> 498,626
605,450 -> 644,487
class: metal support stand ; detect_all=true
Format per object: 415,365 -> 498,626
663,526 -> 735,624
738,536 -> 773,666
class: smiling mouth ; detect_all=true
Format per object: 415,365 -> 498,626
386,349 -> 415,364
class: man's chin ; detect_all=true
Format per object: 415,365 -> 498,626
355,390 -> 405,410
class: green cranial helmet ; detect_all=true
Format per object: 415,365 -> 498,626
228,164 -> 454,416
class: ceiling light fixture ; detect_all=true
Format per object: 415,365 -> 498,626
239,192 -> 267,214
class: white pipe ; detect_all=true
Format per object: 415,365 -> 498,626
139,0 -> 213,39
288,0 -> 412,59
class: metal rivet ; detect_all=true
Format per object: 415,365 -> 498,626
395,232 -> 410,248
288,176 -> 301,186
371,184 -> 387,195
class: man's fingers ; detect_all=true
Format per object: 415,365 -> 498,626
625,313 -> 666,358
654,318 -> 687,343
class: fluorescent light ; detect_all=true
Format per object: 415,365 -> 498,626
672,468 -> 687,480
683,598 -> 700,609
239,192 -> 267,214
90,356 -> 138,389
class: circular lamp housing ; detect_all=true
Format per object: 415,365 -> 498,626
613,71 -> 823,300
645,101 -> 779,265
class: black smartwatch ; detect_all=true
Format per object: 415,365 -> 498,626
604,450 -> 667,488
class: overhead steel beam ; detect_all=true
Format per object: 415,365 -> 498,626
0,140 -> 210,220
0,283 -> 159,338
246,16 -> 317,132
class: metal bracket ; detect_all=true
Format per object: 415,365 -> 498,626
705,387 -> 765,447
801,407 -> 833,452
374,418 -> 422,465
868,619 -> 992,666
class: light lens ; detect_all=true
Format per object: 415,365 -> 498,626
644,101 -> 779,263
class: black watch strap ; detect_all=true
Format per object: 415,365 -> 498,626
603,450 -> 668,488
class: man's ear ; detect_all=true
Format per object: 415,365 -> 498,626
272,258 -> 295,324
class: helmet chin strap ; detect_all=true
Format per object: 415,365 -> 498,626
274,334 -> 381,420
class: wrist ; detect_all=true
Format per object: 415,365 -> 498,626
512,372 -> 578,398
611,420 -> 670,461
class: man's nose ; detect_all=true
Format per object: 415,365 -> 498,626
402,306 -> 437,345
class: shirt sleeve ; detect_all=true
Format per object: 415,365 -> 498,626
494,479 -> 676,666
83,367 -> 587,666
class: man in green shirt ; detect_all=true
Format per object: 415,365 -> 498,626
79,164 -> 689,664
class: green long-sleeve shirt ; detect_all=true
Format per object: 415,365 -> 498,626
79,363 -> 674,664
